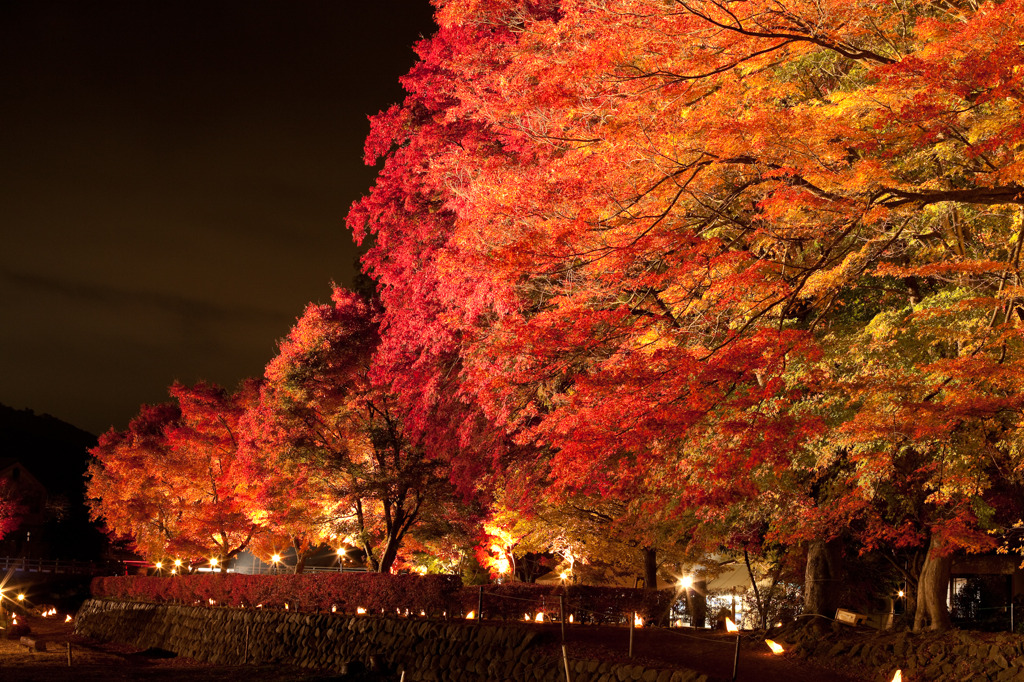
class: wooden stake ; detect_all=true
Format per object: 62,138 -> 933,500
562,643 -> 573,682
628,611 -> 635,658
559,594 -> 566,643
67,641 -> 72,667
477,585 -> 484,627
731,632 -> 740,680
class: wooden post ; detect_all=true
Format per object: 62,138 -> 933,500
628,611 -> 635,658
67,641 -> 72,667
477,585 -> 484,626
731,631 -> 740,681
560,594 -> 566,643
244,622 -> 250,664
562,643 -> 573,682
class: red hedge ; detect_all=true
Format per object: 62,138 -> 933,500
90,574 -> 672,624
91,573 -> 462,615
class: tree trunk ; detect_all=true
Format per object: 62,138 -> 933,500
914,535 -> 952,632
378,538 -> 400,574
641,547 -> 658,590
692,579 -> 708,628
804,538 -> 843,619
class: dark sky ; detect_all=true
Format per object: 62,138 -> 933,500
1,1 -> 437,435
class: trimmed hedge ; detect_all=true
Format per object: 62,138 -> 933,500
90,574 -> 673,625
458,583 -> 675,624
91,573 -> 462,615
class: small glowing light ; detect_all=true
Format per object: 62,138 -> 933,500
256,604 -> 263,608
774,622 -> 782,627
171,569 -> 177,575
569,614 -> 574,624
419,610 -> 426,617
417,566 -> 427,575
466,610 -> 476,620
336,547 -> 345,556
679,575 -> 694,589
898,590 -> 905,598
17,594 -> 25,601
766,639 -> 785,655
725,617 -> 738,633
535,613 -> 544,622
284,603 -> 289,610
174,559 -> 182,567
674,619 -> 684,627
332,605 -> 337,613
634,613 -> 643,628
209,598 -> 215,605
560,572 -> 568,580
65,615 -> 73,623
891,672 -> 902,682
210,557 -> 219,567
356,607 -> 367,615
154,562 -> 163,570
524,613 -> 530,622
271,554 -> 281,563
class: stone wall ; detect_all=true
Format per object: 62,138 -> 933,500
75,599 -> 708,682
776,621 -> 1024,682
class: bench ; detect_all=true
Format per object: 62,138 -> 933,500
19,636 -> 46,652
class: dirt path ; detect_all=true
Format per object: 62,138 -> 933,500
552,623 -> 864,682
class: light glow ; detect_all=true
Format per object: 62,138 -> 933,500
357,607 -> 367,615
271,554 -> 281,563
765,639 -> 785,655
466,610 -> 476,620
634,613 -> 643,628
174,559 -> 182,567
154,562 -> 163,570
679,575 -> 694,589
535,613 -> 544,622
891,672 -> 902,682
17,593 -> 25,601
210,557 -> 219,567
569,614 -> 574,624
65,615 -> 73,623
725,617 -> 738,633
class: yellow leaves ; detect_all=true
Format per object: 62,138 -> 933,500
875,259 -> 1007,279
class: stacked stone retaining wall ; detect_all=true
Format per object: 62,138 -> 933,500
75,599 -> 708,682
775,621 -> 1024,681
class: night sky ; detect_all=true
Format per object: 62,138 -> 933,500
1,1 -> 437,435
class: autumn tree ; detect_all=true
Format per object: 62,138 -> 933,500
0,482 -> 23,541
87,382 -> 258,567
243,288 -> 451,574
352,0 -> 1024,630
